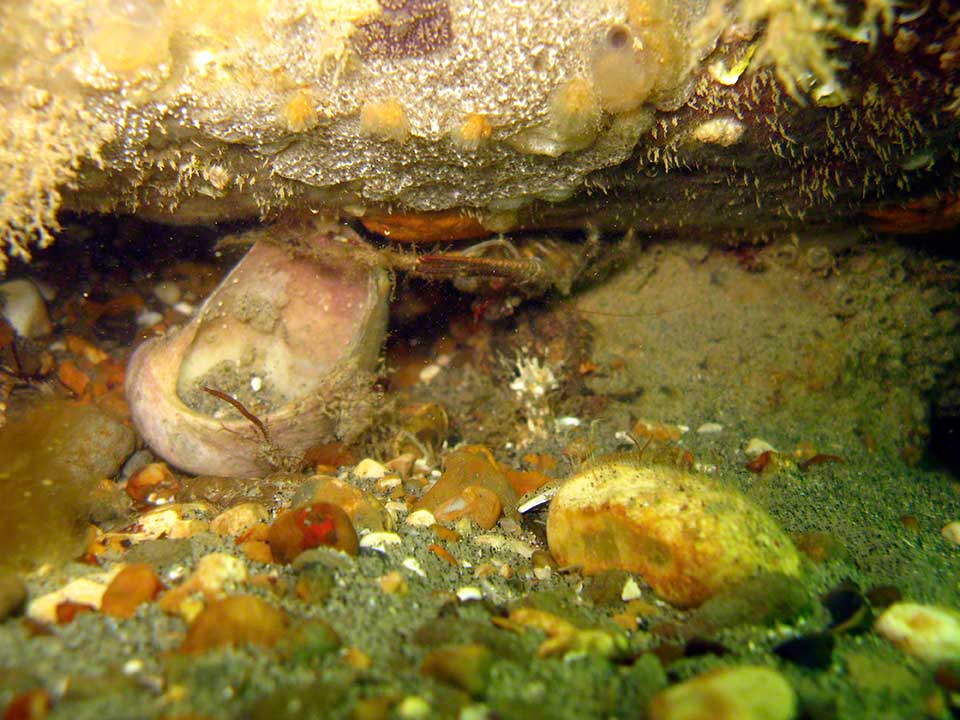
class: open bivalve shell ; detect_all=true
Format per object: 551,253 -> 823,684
126,224 -> 390,477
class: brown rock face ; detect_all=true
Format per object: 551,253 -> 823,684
546,453 -> 800,608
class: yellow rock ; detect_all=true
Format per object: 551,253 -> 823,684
180,595 -> 287,654
649,665 -> 797,720
546,453 -> 800,608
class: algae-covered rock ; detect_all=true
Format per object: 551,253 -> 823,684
0,399 -> 134,569
649,665 -> 797,720
547,452 -> 800,608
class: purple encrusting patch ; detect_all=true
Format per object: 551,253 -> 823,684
354,0 -> 453,59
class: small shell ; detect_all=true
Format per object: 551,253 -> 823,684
126,224 -> 390,477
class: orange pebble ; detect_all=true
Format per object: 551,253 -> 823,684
55,600 -> 95,625
427,544 -> 459,567
57,360 -> 90,396
504,469 -> 552,497
101,563 -> 163,619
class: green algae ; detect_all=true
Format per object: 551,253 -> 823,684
0,399 -> 133,569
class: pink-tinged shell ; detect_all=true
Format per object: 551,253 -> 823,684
126,227 -> 390,477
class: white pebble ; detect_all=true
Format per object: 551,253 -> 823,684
249,376 -> 263,392
743,437 -> 776,457
621,577 -> 642,602
405,509 -> 436,527
875,602 -> 960,664
402,557 -> 426,577
418,364 -> 442,383
555,416 -> 581,428
359,532 -> 402,553
396,696 -> 431,719
942,521 -> 960,546
136,309 -> 164,327
122,659 -> 144,675
0,279 -> 51,338
696,422 -> 723,434
172,301 -> 195,316
456,586 -> 483,602
153,281 -> 181,306
353,458 -> 387,480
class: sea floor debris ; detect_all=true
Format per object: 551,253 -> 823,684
0,220 -> 958,719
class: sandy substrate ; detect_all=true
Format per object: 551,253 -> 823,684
0,226 -> 958,719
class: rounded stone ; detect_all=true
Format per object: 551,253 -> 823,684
649,665 -> 797,720
546,453 -> 800,608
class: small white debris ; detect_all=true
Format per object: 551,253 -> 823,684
353,458 -> 388,480
136,309 -> 164,327
402,557 -> 427,577
419,364 -> 442,383
942,521 -> 960,546
555,416 -> 581,429
691,117 -> 745,147
385,500 -> 409,516
249,376 -> 262,392
622,578 -> 642,602
405,509 -> 436,527
376,475 -> 403,492
696,423 -> 723,434
456,586 -> 483,602
518,489 -> 556,514
172,301 -> 195,316
396,696 -> 431,719
694,462 -> 718,475
875,602 -> 960,664
122,659 -> 145,675
359,532 -> 403,553
474,534 -> 536,559
0,279 -> 51,338
743,437 -> 776,458
153,281 -> 181,306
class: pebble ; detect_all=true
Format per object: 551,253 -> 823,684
137,502 -> 214,539
125,462 -> 179,506
649,665 -> 797,720
294,476 -> 393,532
353,458 -> 388,480
0,571 -> 27,620
28,572 -> 120,624
359,532 -> 403,553
622,577 -> 643,602
152,281 -> 181,306
268,502 -> 359,562
402,557 -> 426,577
100,563 -> 162,619
875,602 -> 960,664
547,453 -> 800,608
406,509 -> 437,527
0,278 -> 51,338
210,502 -> 270,536
136,309 -> 164,327
743,437 -> 776,457
414,445 -> 517,528
941,521 -> 960,546
420,644 -> 493,697
696,422 -> 723,434
456,586 -> 483,602
157,552 -> 248,618
180,595 -> 288,654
